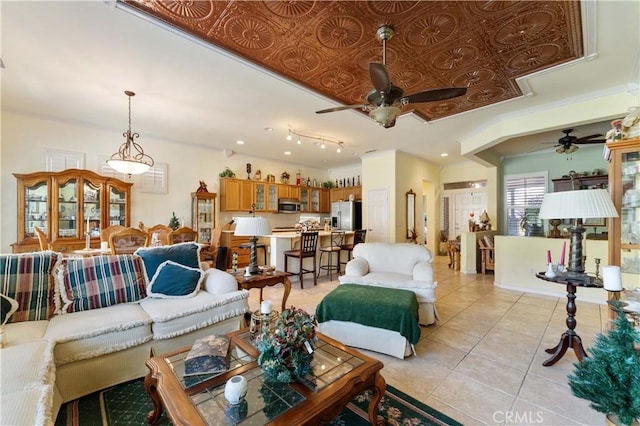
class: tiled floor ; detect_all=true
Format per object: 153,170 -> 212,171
247,255 -> 609,426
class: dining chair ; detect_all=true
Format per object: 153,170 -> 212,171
284,231 -> 318,288
167,226 -> 199,244
317,231 -> 345,280
100,225 -> 125,245
339,229 -> 367,271
34,226 -> 52,251
109,227 -> 150,255
147,224 -> 172,246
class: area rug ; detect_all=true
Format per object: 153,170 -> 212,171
55,378 -> 462,426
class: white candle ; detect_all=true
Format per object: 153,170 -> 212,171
260,300 -> 272,314
602,265 -> 623,291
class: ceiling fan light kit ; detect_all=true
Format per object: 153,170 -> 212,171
551,128 -> 606,156
107,90 -> 154,175
316,25 -> 467,128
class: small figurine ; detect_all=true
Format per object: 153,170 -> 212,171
255,169 -> 262,181
196,180 -> 209,193
246,163 -> 252,180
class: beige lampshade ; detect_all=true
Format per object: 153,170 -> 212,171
538,189 -> 619,220
234,217 -> 272,236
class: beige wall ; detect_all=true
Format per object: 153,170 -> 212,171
360,150 -> 396,241
1,111 -> 330,252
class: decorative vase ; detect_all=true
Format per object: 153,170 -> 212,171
224,375 -> 248,405
545,263 -> 556,279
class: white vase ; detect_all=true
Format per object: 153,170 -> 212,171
224,375 -> 248,405
544,263 -> 556,279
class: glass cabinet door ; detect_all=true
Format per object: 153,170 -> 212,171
267,184 -> 278,212
191,193 -> 216,243
254,183 -> 266,211
620,149 -> 640,288
83,181 -> 101,238
109,186 -> 127,226
310,189 -> 320,212
58,178 -> 78,239
300,188 -> 309,212
24,180 -> 49,238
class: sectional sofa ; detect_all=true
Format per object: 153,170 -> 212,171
0,243 -> 249,426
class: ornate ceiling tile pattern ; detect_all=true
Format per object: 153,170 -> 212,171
123,0 -> 582,121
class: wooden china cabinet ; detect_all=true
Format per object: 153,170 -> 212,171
607,138 -> 640,290
191,192 -> 216,243
12,169 -> 132,253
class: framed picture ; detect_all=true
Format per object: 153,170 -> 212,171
583,217 -> 606,227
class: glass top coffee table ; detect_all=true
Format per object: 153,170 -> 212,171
144,329 -> 386,425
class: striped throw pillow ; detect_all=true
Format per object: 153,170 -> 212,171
0,251 -> 60,322
60,255 -> 147,313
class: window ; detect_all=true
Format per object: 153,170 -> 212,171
504,172 -> 548,236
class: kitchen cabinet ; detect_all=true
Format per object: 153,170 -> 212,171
191,192 -> 216,243
330,185 -> 361,203
220,231 -> 250,269
220,178 -> 254,212
254,182 -> 278,212
552,174 -> 608,192
299,187 -> 330,213
12,169 -> 132,253
607,138 -> 640,290
278,184 -> 300,200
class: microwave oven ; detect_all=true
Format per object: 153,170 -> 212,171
278,198 -> 300,213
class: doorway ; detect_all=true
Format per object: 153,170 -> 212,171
446,190 -> 487,239
366,188 -> 390,242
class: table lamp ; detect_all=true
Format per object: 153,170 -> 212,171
539,189 -> 618,283
234,216 -> 271,275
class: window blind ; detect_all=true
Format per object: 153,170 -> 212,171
504,173 -> 547,236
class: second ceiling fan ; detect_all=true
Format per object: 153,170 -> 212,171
552,129 -> 606,154
315,25 -> 467,128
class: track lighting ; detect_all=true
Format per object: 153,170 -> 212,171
287,127 -> 344,154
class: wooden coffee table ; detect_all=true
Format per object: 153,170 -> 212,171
144,329 -> 385,425
231,270 -> 291,312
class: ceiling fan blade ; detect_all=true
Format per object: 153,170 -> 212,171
316,104 -> 366,114
402,87 -> 467,104
369,62 -> 391,94
575,133 -> 603,142
575,139 -> 606,144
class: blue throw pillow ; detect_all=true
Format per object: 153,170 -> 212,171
134,242 -> 201,283
147,260 -> 203,298
1,293 -> 19,326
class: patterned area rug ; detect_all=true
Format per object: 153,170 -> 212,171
55,378 -> 462,425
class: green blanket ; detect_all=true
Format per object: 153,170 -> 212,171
315,284 -> 421,345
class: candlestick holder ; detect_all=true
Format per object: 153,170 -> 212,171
594,258 -> 601,279
85,231 -> 91,250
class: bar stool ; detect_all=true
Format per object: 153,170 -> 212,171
317,231 -> 345,280
238,242 -> 267,266
284,232 -> 318,288
339,229 -> 366,271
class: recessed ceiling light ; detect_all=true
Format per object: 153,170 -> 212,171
236,140 -> 245,145
264,127 -> 273,132
284,151 -> 291,155
441,153 -> 448,157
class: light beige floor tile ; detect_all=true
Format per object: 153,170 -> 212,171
454,353 -> 526,396
415,338 -> 467,369
471,338 -> 536,371
427,326 -> 483,353
432,371 -> 516,424
510,398 -> 584,425
425,396 -> 487,425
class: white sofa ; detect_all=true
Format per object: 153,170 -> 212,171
339,243 -> 438,325
0,246 -> 249,426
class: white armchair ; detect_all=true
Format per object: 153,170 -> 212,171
339,243 -> 438,325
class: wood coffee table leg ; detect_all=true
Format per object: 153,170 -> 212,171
281,276 -> 291,311
144,373 -> 163,425
368,372 -> 386,425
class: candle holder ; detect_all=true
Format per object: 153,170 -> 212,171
249,310 -> 278,341
85,231 -> 91,250
594,258 -> 601,279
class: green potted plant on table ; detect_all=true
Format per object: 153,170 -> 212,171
568,303 -> 640,426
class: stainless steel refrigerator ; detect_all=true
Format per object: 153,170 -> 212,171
331,201 -> 362,231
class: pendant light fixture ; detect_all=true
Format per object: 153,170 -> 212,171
107,90 -> 154,175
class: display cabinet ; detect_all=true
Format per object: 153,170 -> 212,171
12,169 -> 132,253
253,182 -> 278,212
607,138 -> 640,290
191,192 -> 216,243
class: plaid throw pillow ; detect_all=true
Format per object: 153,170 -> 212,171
60,255 -> 147,313
0,251 -> 60,322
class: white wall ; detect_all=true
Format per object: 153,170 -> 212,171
1,110 -> 330,252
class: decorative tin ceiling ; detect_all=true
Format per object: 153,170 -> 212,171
122,0 -> 583,122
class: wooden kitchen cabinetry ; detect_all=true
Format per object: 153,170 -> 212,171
607,138 -> 640,290
12,169 -> 132,253
300,187 -> 330,213
330,185 -> 362,203
552,174 -> 608,192
220,178 -> 254,212
253,182 -> 278,212
278,183 -> 300,200
191,192 -> 216,243
220,231 -> 250,269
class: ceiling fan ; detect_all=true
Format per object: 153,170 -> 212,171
552,129 -> 606,154
315,25 -> 467,128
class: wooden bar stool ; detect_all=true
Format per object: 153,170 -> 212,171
317,231 -> 345,280
339,229 -> 366,271
284,232 -> 318,288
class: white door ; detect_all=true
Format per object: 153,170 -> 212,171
452,191 -> 487,238
367,188 -> 389,242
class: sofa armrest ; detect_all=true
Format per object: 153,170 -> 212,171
344,257 -> 369,277
412,261 -> 434,282
202,268 -> 238,295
